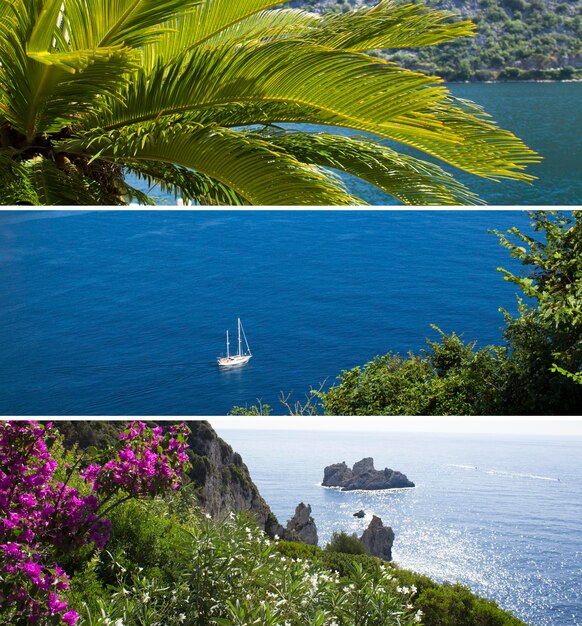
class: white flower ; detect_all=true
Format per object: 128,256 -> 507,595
177,615 -> 186,624
114,620 -> 124,626
414,609 -> 423,622
410,584 -> 417,594
205,512 -> 212,519
142,592 -> 150,604
274,534 -> 280,541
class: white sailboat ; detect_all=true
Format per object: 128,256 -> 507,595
217,318 -> 252,367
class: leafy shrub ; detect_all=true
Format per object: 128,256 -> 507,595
325,531 -> 368,555
72,510 -> 422,626
320,211 -> 582,416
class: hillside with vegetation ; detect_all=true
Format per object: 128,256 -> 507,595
291,0 -> 582,80
1,421 -> 528,626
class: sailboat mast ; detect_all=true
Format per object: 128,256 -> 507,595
226,330 -> 230,358
237,318 -> 242,357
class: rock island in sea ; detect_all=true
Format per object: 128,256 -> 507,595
322,457 -> 415,491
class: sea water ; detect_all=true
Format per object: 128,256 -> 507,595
213,426 -> 582,626
0,209 -> 543,415
136,82 -> 582,206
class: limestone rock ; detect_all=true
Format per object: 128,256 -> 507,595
286,502 -> 318,546
322,458 -> 414,491
353,457 -> 375,475
322,462 -> 353,487
360,515 -> 394,561
183,421 -> 286,538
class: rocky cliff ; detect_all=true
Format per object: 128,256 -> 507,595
184,421 -> 284,537
323,457 -> 415,491
57,420 -> 284,538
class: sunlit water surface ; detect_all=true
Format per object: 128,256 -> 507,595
214,427 -> 582,626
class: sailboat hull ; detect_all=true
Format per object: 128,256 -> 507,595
217,354 -> 252,367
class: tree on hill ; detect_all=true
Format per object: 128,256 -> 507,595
0,0 -> 539,205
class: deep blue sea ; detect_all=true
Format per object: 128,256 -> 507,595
139,83 -> 582,206
0,208 -> 549,416
213,427 -> 582,626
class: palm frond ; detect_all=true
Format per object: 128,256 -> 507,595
159,0 -> 286,55
260,130 -> 482,205
126,161 -> 250,205
0,154 -> 122,204
0,0 -> 138,137
58,122 -> 360,205
376,96 -> 541,180
196,8 -> 318,45
28,0 -> 202,52
87,34 -> 538,183
0,152 -> 39,203
303,1 -> 475,51
88,40 -> 443,132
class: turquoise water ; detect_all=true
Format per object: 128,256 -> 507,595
215,427 -> 582,626
135,82 -> 582,205
0,209 -> 541,415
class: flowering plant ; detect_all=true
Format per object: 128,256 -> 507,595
0,420 -> 191,625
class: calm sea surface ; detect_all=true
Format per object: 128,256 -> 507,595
0,209 -> 545,415
213,427 -> 582,626
138,82 -> 582,206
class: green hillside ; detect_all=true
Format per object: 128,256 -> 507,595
292,0 -> 582,80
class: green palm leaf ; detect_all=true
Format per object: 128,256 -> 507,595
301,1 -> 476,51
261,131 -> 482,205
60,122 -> 359,205
126,162 -> 250,205
90,41 -> 444,131
0,0 -> 541,205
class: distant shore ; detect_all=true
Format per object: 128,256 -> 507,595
445,78 -> 582,84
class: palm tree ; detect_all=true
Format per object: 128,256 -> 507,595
0,0 -> 540,205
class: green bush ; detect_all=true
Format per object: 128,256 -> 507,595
320,212 -> 582,416
70,504 -> 423,626
325,531 -> 369,555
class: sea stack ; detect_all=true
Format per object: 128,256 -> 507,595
322,457 -> 414,491
360,515 -> 395,561
286,502 -> 318,546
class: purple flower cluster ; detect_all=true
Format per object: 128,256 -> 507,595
0,420 -> 191,625
0,542 -> 77,625
81,421 -> 190,497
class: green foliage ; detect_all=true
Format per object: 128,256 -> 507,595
70,500 -> 423,626
320,211 -> 582,416
322,328 -> 506,416
325,531 -> 369,555
0,0 -> 539,205
494,211 -> 582,405
229,403 -> 273,416
276,541 -> 526,626
416,584 -> 525,626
